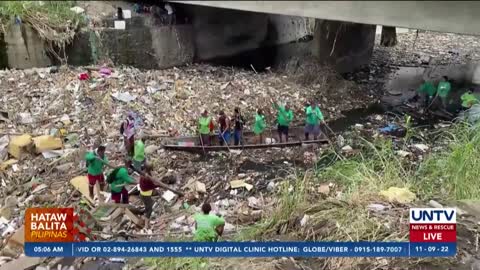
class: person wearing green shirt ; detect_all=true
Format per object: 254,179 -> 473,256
198,110 -> 213,146
304,101 -> 325,140
194,202 -> 225,242
133,137 -> 146,171
253,109 -> 266,144
85,146 -> 108,199
273,102 -> 294,143
106,161 -> 138,204
461,90 -> 479,109
437,76 -> 452,109
417,80 -> 437,109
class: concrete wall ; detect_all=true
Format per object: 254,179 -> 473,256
1,6 -> 314,70
2,17 -> 195,70
4,24 -> 52,69
312,19 -> 376,73
170,1 -> 480,36
97,17 -> 194,69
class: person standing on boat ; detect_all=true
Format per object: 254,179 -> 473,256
232,107 -> 245,145
253,109 -> 266,144
273,102 -> 294,143
304,101 -> 325,140
198,110 -> 213,146
217,110 -> 231,145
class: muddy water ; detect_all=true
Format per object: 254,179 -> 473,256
327,104 -> 385,132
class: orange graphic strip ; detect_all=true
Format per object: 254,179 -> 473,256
25,208 -> 74,242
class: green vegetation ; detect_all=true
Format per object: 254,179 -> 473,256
417,122 -> 480,200
0,1 -> 80,26
233,121 -> 479,268
0,1 -> 84,62
142,121 -> 480,269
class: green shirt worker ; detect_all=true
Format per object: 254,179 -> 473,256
304,102 -> 325,140
198,110 -> 213,146
461,90 -> 479,109
253,109 -> 266,144
107,160 -> 138,204
132,137 -> 146,172
417,80 -> 436,109
85,146 -> 108,199
437,76 -> 452,109
194,202 -> 225,242
273,102 -> 294,143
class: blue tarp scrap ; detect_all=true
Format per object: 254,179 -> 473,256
378,123 -> 400,133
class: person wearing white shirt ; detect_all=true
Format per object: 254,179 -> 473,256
164,3 -> 175,25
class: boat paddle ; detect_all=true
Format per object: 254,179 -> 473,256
94,156 -> 184,196
130,166 -> 184,197
323,122 -> 337,137
198,133 -> 207,156
220,129 -> 233,153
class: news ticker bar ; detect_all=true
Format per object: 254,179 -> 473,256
25,242 -> 456,257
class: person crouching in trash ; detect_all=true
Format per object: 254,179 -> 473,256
194,202 -> 225,242
107,160 -> 138,204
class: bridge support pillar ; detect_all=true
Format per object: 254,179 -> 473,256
312,19 -> 375,73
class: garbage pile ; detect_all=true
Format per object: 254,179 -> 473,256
0,63 -> 370,267
374,30 -> 480,67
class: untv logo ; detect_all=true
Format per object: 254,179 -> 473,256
410,208 -> 456,224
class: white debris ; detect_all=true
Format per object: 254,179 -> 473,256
413,144 -> 429,152
17,112 -> 33,124
396,150 -> 412,157
162,190 -> 176,202
336,135 -> 345,147
175,215 -> 186,223
428,200 -> 443,208
318,184 -> 330,195
0,136 -> 9,161
247,197 -> 261,208
70,6 -> 85,14
111,92 -> 137,103
367,203 -> 388,212
144,145 -> 159,155
32,184 -> 48,194
341,145 -> 353,152
300,214 -> 310,227
237,173 -> 246,179
195,181 -> 206,194
354,124 -> 364,130
265,138 -> 276,144
267,181 -> 276,192
224,222 -> 235,232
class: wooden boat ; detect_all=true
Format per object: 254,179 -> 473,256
162,126 -> 330,153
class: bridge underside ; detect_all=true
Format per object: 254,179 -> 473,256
170,1 -> 480,36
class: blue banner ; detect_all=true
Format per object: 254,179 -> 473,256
24,242 -> 456,257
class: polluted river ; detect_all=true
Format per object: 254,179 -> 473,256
1,24 -> 480,270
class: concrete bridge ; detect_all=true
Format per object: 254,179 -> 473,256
170,1 -> 480,36
170,1 -> 478,73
